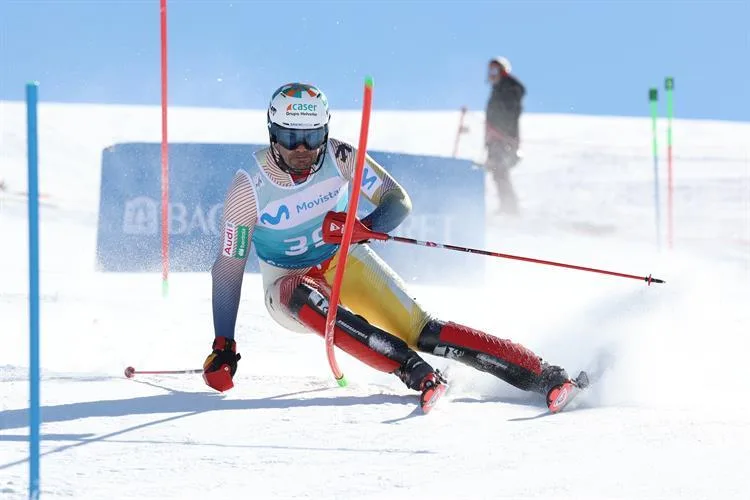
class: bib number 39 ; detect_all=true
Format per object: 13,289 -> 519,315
283,227 -> 325,256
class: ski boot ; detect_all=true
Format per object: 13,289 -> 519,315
544,367 -> 590,413
395,355 -> 448,414
419,370 -> 448,414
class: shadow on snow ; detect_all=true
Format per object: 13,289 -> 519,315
0,387 -> 432,470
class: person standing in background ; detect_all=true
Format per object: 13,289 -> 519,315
485,56 -> 525,215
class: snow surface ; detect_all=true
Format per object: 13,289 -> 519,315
1,101 -> 749,500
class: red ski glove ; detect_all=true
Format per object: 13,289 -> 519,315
322,211 -> 388,245
202,336 -> 241,392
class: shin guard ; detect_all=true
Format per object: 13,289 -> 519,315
418,319 -> 544,392
287,284 -> 434,389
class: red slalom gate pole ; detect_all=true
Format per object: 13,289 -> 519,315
665,77 -> 675,249
452,106 -> 468,158
160,0 -> 170,297
124,366 -> 203,378
323,76 -> 375,387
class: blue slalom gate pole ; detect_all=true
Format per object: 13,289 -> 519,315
26,82 -> 41,500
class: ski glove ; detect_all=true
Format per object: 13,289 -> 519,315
203,336 -> 241,392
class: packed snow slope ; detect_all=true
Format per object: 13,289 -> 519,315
1,101 -> 749,499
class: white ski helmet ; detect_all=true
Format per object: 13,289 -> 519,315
489,56 -> 512,74
267,82 -> 330,130
267,83 -> 331,174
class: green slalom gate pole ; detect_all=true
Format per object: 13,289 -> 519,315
665,77 -> 675,249
649,88 -> 661,250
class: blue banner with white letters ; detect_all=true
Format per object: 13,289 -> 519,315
96,143 -> 484,284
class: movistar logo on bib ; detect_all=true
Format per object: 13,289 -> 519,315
259,205 -> 290,226
258,176 -> 347,230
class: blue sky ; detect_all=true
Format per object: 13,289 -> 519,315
2,1 -> 748,120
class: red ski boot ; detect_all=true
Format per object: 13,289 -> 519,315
419,371 -> 448,414
546,371 -> 590,413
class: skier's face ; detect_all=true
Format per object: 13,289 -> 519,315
275,143 -> 321,171
488,62 -> 503,84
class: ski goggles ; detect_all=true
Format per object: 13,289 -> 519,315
270,123 -> 328,150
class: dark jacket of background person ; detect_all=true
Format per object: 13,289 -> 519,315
486,73 -> 526,144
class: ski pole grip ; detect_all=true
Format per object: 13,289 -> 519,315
322,211 -> 389,244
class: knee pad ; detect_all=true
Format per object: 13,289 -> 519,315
265,274 -> 330,334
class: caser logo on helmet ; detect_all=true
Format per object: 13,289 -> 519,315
285,103 -> 319,118
286,104 -> 317,112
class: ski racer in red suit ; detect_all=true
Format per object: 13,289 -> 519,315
202,82 -> 584,413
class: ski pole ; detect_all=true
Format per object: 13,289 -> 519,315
392,235 -> 664,284
124,366 -> 203,378
323,220 -> 665,285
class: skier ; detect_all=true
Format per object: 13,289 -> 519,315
202,82 -> 584,413
485,56 -> 525,215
